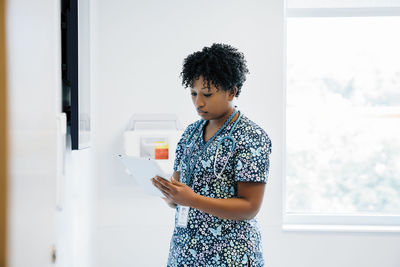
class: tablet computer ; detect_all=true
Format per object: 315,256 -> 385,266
117,154 -> 171,197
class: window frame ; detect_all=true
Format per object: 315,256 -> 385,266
283,7 -> 400,232
287,7 -> 400,17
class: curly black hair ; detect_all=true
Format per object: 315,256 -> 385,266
180,43 -> 249,97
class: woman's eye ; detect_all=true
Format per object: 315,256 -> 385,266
204,94 -> 212,97
191,92 -> 197,96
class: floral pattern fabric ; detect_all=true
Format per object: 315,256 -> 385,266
167,112 -> 272,267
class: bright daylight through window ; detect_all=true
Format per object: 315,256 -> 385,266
286,17 -> 400,215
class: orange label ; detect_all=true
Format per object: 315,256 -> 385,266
155,148 -> 168,159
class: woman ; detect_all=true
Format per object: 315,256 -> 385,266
152,43 -> 272,267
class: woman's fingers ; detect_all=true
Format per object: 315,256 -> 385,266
152,176 -> 174,195
154,181 -> 169,197
161,196 -> 173,203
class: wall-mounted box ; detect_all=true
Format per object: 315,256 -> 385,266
123,114 -> 183,174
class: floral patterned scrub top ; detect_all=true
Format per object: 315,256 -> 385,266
167,110 -> 272,267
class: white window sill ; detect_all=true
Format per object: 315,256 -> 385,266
282,224 -> 400,233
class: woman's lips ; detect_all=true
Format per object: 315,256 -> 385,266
197,110 -> 207,115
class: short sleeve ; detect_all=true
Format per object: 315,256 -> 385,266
173,121 -> 199,172
233,130 -> 272,183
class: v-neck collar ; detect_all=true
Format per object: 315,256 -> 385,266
201,120 -> 213,144
200,120 -> 208,144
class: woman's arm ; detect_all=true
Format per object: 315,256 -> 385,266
191,182 -> 265,220
153,175 -> 266,220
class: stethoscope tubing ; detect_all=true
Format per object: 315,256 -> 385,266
184,109 -> 242,187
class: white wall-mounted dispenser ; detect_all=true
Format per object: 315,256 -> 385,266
123,113 -> 183,175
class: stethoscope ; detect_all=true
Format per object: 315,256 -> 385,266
184,108 -> 242,185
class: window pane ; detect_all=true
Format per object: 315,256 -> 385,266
286,17 -> 400,214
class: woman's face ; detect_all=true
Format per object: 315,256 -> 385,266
190,76 -> 235,121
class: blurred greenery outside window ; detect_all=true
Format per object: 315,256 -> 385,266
285,7 -> 400,227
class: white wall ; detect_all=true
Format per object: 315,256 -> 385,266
55,134 -> 94,267
6,1 -> 95,266
6,0 -> 60,266
90,0 -> 400,267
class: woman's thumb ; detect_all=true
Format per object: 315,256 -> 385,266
170,176 -> 177,184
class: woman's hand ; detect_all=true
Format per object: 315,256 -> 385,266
151,175 -> 198,207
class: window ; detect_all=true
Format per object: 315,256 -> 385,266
285,3 -> 400,230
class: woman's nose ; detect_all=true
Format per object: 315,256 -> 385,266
195,95 -> 205,107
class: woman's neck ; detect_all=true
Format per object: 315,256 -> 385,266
207,107 -> 237,129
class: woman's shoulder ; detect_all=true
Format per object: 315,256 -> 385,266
181,119 -> 203,137
186,119 -> 202,131
235,114 -> 272,152
237,114 -> 269,137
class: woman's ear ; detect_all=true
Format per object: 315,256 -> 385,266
228,86 -> 238,100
